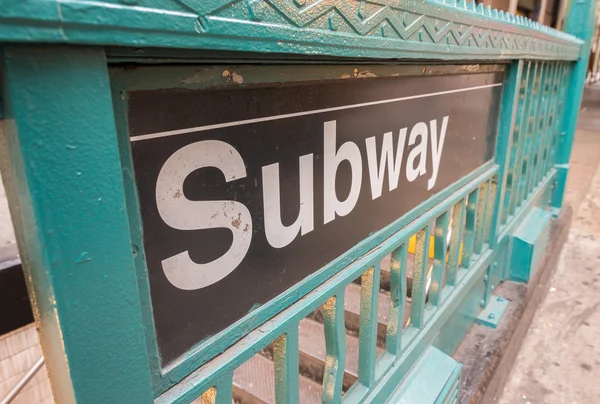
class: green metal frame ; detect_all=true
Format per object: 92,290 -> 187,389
109,63 -> 506,392
0,0 -> 596,402
0,0 -> 584,60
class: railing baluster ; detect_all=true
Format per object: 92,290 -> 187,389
502,60 -> 527,224
544,62 -> 564,172
526,61 -> 547,195
474,180 -> 490,254
358,265 -> 380,388
446,200 -> 466,287
513,61 -> 536,211
530,62 -> 549,187
197,371 -> 233,404
460,189 -> 479,270
517,61 -> 541,206
548,62 -> 568,171
199,387 -> 217,404
485,178 -> 497,246
538,62 -> 560,183
533,61 -> 556,186
409,226 -> 431,329
322,292 -> 346,404
386,244 -> 407,355
215,373 -> 234,404
430,212 -> 449,307
507,61 -> 531,217
274,326 -> 300,404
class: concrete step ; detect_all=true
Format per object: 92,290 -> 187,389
297,318 -> 383,391
233,353 -> 321,404
234,284 -> 411,402
343,283 -> 391,343
379,253 -> 416,293
232,223 -> 444,401
310,282 -> 411,344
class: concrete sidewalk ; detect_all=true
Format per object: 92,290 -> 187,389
499,87 -> 600,403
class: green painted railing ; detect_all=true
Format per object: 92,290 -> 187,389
0,0 -> 596,403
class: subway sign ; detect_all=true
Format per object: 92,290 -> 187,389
127,70 -> 503,364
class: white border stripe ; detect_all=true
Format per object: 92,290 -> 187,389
130,83 -> 502,142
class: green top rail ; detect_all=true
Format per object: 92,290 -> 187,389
0,0 -> 584,60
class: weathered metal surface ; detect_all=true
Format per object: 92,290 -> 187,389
0,0 -> 595,401
0,46 -> 155,403
0,0 -> 583,61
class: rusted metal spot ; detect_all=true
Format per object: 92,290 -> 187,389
222,69 -> 232,83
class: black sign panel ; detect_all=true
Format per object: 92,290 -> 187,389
127,70 -> 503,364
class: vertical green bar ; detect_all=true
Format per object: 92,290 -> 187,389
546,63 -> 567,174
518,62 -> 542,205
508,61 -> 531,217
484,179 -> 497,245
553,0 -> 599,209
525,62 -> 547,196
386,244 -> 407,355
0,46 -> 154,403
409,226 -> 431,329
429,212 -> 449,307
499,60 -> 525,226
532,62 -> 554,187
513,62 -> 537,211
274,326 -> 300,404
537,62 -> 560,184
322,291 -> 346,404
461,189 -> 479,270
519,62 -> 543,202
216,373 -> 234,404
542,63 -> 556,181
446,200 -> 465,287
358,265 -> 380,388
474,180 -> 490,254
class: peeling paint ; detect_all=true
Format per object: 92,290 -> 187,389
75,252 -> 92,264
232,72 -> 244,84
357,70 -> 378,78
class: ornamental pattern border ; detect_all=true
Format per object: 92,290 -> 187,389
181,0 -> 582,59
0,0 -> 584,62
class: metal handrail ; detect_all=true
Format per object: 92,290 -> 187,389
1,357 -> 44,404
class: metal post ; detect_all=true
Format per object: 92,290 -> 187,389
552,0 -> 599,209
489,60 -> 523,246
0,46 -> 155,403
